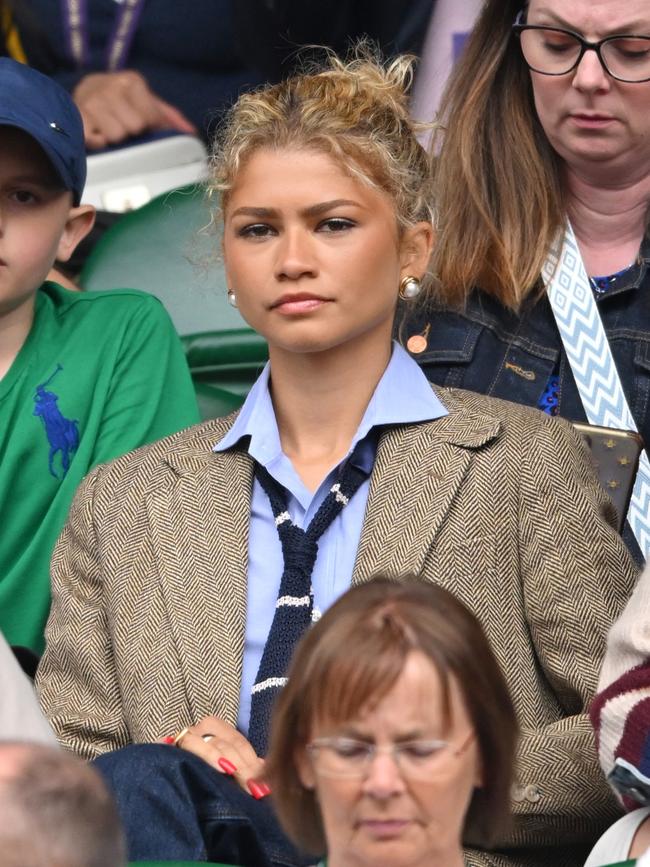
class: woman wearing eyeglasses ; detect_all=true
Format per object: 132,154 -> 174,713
402,0 -> 650,563
265,578 -> 518,867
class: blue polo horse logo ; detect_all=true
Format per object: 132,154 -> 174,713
33,365 -> 79,479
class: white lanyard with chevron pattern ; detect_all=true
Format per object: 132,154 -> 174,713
541,221 -> 650,560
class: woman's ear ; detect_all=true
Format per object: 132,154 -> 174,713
295,745 -> 316,791
399,220 -> 435,281
56,204 -> 96,262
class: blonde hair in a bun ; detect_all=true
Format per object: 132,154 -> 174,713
210,44 -> 433,252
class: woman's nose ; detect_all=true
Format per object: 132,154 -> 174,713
361,750 -> 407,799
275,228 -> 317,281
572,49 -> 611,93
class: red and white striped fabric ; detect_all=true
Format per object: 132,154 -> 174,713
591,559 -> 650,808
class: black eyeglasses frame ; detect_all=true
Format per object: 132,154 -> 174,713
511,10 -> 650,83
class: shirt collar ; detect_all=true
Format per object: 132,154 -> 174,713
214,341 -> 447,469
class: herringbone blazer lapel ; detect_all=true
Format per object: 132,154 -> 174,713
146,437 -> 252,724
138,394 -> 501,721
353,397 -> 501,584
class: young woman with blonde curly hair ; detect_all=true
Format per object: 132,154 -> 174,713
37,48 -> 636,867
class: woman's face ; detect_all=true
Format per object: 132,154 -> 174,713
222,147 -> 432,358
297,651 -> 482,867
526,0 -> 650,174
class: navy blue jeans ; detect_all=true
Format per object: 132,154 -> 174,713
94,744 -> 314,866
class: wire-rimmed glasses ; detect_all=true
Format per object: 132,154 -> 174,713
512,10 -> 650,83
306,732 -> 475,780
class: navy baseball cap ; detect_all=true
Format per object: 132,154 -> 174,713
0,58 -> 86,204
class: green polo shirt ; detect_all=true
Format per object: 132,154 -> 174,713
0,282 -> 199,653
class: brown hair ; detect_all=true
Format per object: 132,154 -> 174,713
426,0 -> 564,311
209,47 -> 435,281
265,577 -> 519,856
0,742 -> 126,867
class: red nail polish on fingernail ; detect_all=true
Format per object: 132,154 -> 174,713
247,780 -> 268,800
218,757 -> 237,775
260,782 -> 272,796
162,736 -> 175,745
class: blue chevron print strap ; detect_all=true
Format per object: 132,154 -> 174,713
542,222 -> 650,560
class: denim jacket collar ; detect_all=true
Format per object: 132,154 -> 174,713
591,234 -> 650,301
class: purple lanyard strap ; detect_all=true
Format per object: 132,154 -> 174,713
61,0 -> 146,71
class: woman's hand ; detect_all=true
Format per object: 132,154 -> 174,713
163,717 -> 271,799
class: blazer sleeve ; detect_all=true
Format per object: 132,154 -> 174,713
516,414 -> 639,843
36,467 -> 131,759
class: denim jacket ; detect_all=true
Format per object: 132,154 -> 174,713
400,242 -> 650,448
398,243 -> 650,563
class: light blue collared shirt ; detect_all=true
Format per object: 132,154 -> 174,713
214,342 -> 447,734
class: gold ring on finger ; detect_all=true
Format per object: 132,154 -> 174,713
173,726 -> 192,748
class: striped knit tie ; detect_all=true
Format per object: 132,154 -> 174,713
248,448 -> 368,755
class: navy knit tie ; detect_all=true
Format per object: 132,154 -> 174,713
248,447 -> 368,755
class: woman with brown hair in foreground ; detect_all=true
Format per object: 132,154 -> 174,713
266,577 -> 518,867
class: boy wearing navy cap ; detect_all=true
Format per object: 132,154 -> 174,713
0,59 -> 96,385
0,59 -> 199,656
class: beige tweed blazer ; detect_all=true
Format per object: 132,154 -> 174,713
37,386 -> 638,867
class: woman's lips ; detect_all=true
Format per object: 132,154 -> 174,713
359,819 -> 411,839
569,113 -> 616,129
271,294 -> 329,315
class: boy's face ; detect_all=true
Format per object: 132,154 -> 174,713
0,128 -> 93,319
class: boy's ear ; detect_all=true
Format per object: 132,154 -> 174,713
56,204 -> 96,263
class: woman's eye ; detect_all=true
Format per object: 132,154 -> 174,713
612,41 -> 650,60
318,218 -> 355,233
542,38 -> 573,54
333,740 -> 368,758
238,223 -> 275,238
401,742 -> 444,760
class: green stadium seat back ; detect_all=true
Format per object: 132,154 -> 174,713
79,184 -> 249,338
182,329 -> 269,420
79,185 -> 269,418
193,380 -> 244,420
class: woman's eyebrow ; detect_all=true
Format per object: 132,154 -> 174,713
332,726 -> 432,742
394,729 -> 430,742
333,725 -> 372,740
230,206 -> 279,218
531,7 -> 648,35
302,199 -> 363,217
230,199 -> 363,220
